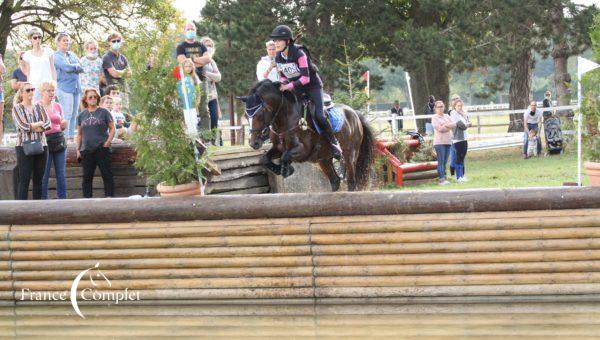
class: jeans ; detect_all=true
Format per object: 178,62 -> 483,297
81,147 -> 114,198
434,144 -> 451,181
56,88 -> 81,138
208,99 -> 222,146
453,141 -> 468,179
523,123 -> 542,155
425,122 -> 434,135
449,144 -> 456,174
42,148 -> 67,199
16,146 -> 48,200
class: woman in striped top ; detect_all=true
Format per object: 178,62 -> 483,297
12,82 -> 51,200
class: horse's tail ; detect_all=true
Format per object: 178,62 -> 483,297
355,113 -> 375,190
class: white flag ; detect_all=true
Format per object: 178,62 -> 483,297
578,56 -> 600,78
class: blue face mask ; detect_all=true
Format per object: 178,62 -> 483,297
185,31 -> 196,40
112,42 -> 122,51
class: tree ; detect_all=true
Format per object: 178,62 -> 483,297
550,2 -> 597,106
0,0 -> 176,55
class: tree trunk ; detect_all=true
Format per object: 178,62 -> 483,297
0,3 -> 15,56
551,4 -> 571,107
409,58 -> 450,134
508,49 -> 534,132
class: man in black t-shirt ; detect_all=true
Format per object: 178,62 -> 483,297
176,22 -> 211,77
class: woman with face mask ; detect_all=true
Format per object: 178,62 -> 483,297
80,40 -> 104,93
199,37 -> 222,145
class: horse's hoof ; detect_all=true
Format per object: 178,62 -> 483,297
332,158 -> 346,180
267,163 -> 282,175
282,165 -> 295,178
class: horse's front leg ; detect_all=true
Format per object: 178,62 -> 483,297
280,150 -> 295,178
261,145 -> 283,175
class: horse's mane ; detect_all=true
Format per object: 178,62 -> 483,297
251,79 -> 298,107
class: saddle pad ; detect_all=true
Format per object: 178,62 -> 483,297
312,106 -> 345,134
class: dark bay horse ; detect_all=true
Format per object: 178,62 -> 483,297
238,80 -> 374,191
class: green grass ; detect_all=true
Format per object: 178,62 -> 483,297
393,146 -> 588,191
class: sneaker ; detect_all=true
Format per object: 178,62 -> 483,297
457,177 -> 469,183
439,180 -> 449,186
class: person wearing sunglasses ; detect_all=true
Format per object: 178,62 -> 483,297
102,32 -> 131,111
76,88 -> 115,198
10,51 -> 28,91
11,82 -> 51,200
22,27 -> 56,101
54,32 -> 83,139
431,100 -> 456,185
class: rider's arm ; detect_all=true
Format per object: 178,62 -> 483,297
284,52 -> 310,91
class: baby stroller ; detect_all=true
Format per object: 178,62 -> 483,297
544,116 -> 563,155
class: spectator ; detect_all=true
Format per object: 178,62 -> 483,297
102,32 -> 131,111
176,22 -> 211,78
146,46 -> 158,71
523,101 -> 543,158
256,40 -> 280,82
11,52 -> 28,91
542,90 -> 553,119
0,53 -> 5,144
105,85 -> 120,98
99,95 -> 114,111
111,96 -> 128,140
23,27 -> 56,101
54,32 -> 83,139
39,80 -> 68,199
10,52 -> 28,91
423,95 -> 435,135
200,36 -> 222,145
76,88 -> 115,198
11,82 -> 51,200
450,99 -> 471,182
448,94 -> 461,176
176,58 -> 200,135
432,100 -> 456,185
526,129 -> 540,158
390,100 -> 403,131
80,40 -> 104,93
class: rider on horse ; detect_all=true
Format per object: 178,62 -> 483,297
269,25 -> 343,160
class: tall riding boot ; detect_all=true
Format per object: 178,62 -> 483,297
323,123 -> 342,160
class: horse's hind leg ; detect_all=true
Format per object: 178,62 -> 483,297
345,151 -> 358,191
319,159 -> 341,192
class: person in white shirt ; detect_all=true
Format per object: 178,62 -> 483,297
256,40 -> 280,82
22,27 -> 56,101
523,101 -> 543,158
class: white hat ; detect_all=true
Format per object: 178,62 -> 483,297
323,93 -> 334,110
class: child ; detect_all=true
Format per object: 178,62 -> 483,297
526,129 -> 539,158
111,96 -> 128,139
176,58 -> 201,135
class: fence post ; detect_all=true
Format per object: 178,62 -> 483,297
391,113 -> 398,138
477,115 -> 481,135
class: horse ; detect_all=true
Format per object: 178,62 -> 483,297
238,80 -> 374,192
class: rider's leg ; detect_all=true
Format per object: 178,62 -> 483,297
308,87 -> 342,159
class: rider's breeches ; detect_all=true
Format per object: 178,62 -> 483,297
305,86 -> 329,130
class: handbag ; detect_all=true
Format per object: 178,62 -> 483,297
22,139 -> 44,156
46,132 -> 67,153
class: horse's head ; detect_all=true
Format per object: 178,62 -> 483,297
238,80 -> 285,150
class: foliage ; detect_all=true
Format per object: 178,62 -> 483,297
129,30 -> 207,186
411,140 -> 437,162
388,139 -> 408,163
334,90 -> 369,112
583,14 -> 600,162
0,0 -> 178,55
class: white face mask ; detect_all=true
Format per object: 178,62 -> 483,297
87,52 -> 98,59
207,47 -> 215,56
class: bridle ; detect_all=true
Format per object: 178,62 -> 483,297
247,92 -> 284,142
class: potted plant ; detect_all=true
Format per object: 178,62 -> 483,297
581,70 -> 600,186
129,34 -> 207,197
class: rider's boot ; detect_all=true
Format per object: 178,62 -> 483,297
323,123 -> 343,160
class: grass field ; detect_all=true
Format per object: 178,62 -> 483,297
394,145 -> 588,190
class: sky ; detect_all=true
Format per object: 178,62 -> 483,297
172,0 -> 206,21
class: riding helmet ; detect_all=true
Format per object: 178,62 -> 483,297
270,25 -> 293,40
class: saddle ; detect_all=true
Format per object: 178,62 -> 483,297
298,93 -> 344,134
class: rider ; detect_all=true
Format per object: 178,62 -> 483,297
269,25 -> 342,160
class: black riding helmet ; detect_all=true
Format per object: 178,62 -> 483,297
270,25 -> 293,41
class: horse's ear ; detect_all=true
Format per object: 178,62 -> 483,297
272,81 -> 281,88
235,96 -> 248,103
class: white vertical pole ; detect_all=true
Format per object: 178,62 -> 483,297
577,76 -> 582,186
391,113 -> 398,138
405,72 -> 417,130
